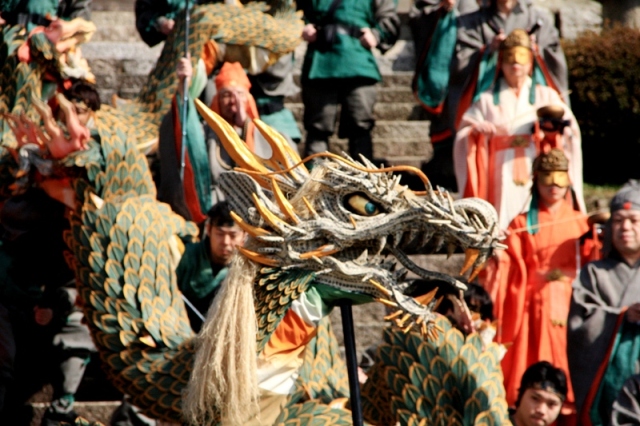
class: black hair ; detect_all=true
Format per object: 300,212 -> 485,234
64,78 -> 101,111
404,280 -> 494,326
516,361 -> 567,407
463,283 -> 493,321
206,201 -> 235,228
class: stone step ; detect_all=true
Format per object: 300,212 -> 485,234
93,0 -> 132,11
296,120 -> 430,145
88,1 -> 415,40
82,43 -> 413,88
285,85 -> 414,104
322,137 -> 432,160
90,11 -> 141,43
291,71 -> 413,89
370,119 -> 429,139
83,41 -> 162,62
286,101 -> 423,122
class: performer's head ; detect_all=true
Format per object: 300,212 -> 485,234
63,78 -> 101,125
500,29 -> 533,86
514,361 -> 567,426
532,148 -> 570,207
609,181 -> 640,263
206,201 -> 246,266
214,62 -> 256,127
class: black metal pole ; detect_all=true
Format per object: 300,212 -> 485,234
179,0 -> 191,182
339,300 -> 364,426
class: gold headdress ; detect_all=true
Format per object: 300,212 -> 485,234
500,29 -> 532,65
533,148 -> 570,187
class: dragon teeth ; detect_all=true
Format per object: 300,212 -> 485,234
393,267 -> 408,281
446,242 -> 456,258
392,231 -> 403,248
380,260 -> 396,271
354,249 -> 369,265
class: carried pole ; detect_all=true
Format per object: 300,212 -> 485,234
338,300 -> 364,426
179,0 -> 192,182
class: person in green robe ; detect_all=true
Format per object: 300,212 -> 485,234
298,0 -> 400,163
176,201 -> 246,332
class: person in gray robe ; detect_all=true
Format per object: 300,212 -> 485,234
455,0 -> 568,103
409,0 -> 480,65
567,181 -> 640,416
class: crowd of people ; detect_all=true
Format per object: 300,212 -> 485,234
0,0 -> 639,425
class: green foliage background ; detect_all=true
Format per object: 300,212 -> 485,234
563,25 -> 640,185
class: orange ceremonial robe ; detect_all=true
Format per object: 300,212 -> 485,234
488,199 -> 592,417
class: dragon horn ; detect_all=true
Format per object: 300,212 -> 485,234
253,118 -> 308,178
460,248 -> 480,276
194,98 -> 269,174
237,246 -> 280,266
230,211 -> 271,237
270,178 -> 299,224
252,193 -> 288,230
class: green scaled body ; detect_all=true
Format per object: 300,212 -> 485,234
361,316 -> 512,426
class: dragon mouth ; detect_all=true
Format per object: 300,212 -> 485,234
362,232 -> 494,336
388,246 -> 468,291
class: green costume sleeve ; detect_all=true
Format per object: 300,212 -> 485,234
312,282 -> 374,310
414,9 -> 457,112
174,95 -> 212,217
590,318 -> 640,426
176,241 -> 227,309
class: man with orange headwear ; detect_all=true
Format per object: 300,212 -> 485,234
207,61 -> 260,151
157,59 -> 297,223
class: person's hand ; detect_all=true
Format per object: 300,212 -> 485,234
359,27 -> 378,49
471,121 -> 497,135
497,228 -> 510,240
440,0 -> 455,11
157,17 -> 175,36
233,91 -> 248,128
302,24 -> 317,43
627,303 -> 640,324
0,15 -> 6,26
490,30 -> 506,52
34,306 -> 53,326
176,55 -> 192,96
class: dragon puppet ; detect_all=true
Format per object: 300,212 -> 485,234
0,3 -> 512,425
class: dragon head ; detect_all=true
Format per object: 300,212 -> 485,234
195,99 -> 503,336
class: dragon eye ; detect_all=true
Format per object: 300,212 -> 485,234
345,194 -> 380,216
